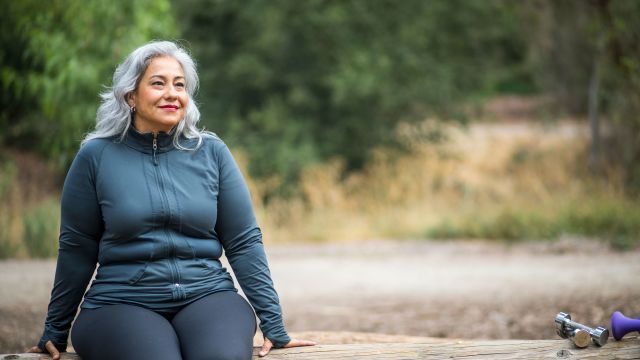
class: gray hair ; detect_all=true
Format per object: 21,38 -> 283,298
83,40 -> 212,149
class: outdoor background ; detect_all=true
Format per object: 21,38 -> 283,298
1,0 -> 640,354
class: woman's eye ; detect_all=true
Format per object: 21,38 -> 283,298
152,81 -> 164,86
175,82 -> 185,88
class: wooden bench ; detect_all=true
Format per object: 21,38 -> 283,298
2,336 -> 639,359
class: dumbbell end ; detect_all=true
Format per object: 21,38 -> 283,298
591,327 -> 609,346
555,312 -> 571,339
570,329 -> 591,348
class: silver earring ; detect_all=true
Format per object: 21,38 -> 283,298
130,106 -> 136,113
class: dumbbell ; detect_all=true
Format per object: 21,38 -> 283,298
555,313 -> 592,348
555,312 -> 609,347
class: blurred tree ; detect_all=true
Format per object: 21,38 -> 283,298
0,0 -> 176,168
176,0 -> 527,194
523,0 -> 640,192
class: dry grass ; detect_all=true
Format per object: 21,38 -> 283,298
251,118 -> 635,245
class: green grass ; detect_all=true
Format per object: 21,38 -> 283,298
23,198 -> 60,258
1,156 -> 60,258
0,159 -> 21,258
427,198 -> 640,250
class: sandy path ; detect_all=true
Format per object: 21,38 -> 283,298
1,238 -> 639,352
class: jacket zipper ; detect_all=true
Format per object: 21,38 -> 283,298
152,132 -> 159,166
151,132 -> 182,298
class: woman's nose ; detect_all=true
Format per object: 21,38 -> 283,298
165,85 -> 178,98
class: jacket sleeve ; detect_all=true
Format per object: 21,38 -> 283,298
214,142 -> 291,348
38,146 -> 102,352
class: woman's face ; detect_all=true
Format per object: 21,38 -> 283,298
128,56 -> 188,133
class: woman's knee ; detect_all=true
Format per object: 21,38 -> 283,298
174,292 -> 256,360
71,305 -> 181,360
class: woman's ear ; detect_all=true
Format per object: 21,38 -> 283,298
126,92 -> 136,108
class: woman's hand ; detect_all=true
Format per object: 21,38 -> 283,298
259,337 -> 317,357
26,341 -> 60,360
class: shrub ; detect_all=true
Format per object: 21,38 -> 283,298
23,198 -> 59,258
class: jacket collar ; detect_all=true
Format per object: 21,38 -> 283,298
122,125 -> 176,154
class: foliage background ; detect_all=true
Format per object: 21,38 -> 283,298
1,0 -> 639,257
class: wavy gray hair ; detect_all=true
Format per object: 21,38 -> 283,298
83,40 -> 212,149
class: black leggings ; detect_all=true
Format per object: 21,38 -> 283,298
71,291 -> 257,360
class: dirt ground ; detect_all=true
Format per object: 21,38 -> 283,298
1,238 -> 639,353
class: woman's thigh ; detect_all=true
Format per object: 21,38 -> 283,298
171,291 -> 257,360
71,304 -> 182,360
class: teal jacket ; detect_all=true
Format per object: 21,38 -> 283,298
38,127 -> 290,351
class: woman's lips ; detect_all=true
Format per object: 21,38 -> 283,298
159,105 -> 179,111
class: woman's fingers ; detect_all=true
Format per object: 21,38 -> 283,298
259,337 -> 317,357
45,341 -> 61,360
258,338 -> 273,357
25,341 -> 60,360
283,339 -> 317,348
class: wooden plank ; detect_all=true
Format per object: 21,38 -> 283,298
2,337 -> 638,359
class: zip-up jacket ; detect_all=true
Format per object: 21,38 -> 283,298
38,126 -> 291,351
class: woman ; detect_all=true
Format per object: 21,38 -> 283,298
28,41 -> 315,360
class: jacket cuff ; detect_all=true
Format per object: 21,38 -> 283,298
268,334 -> 292,349
37,338 -> 67,353
38,328 -> 69,353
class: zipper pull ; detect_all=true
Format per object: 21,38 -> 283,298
152,132 -> 158,166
